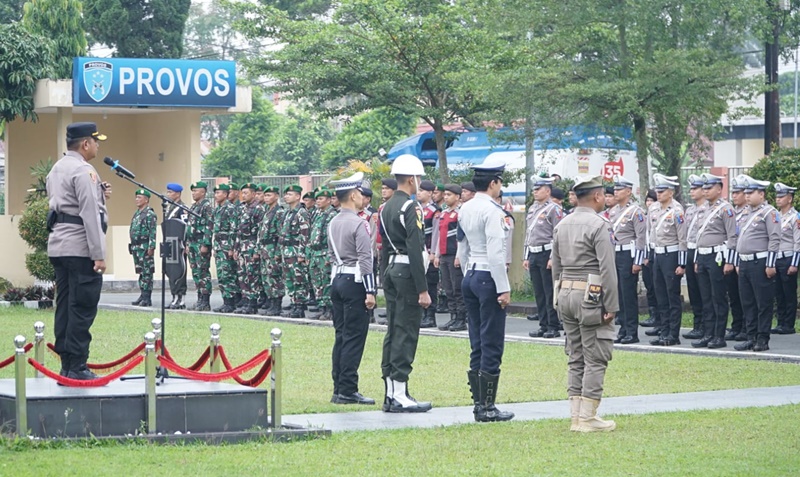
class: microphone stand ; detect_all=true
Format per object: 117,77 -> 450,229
110,171 -> 200,384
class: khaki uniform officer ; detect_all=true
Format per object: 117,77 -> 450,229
552,175 -> 619,432
772,182 -> 800,335
683,174 -> 709,340
734,176 -> 780,352
724,177 -> 747,341
47,122 -> 109,380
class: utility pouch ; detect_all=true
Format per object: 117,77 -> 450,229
583,274 -> 602,306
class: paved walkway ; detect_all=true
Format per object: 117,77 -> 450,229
283,385 -> 800,432
99,291 -> 800,363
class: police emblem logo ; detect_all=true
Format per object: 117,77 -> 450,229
83,61 -> 113,102
89,171 -> 97,183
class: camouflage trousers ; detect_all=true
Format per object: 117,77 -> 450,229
237,248 -> 262,300
282,256 -> 309,305
261,245 -> 285,299
132,246 -> 154,292
309,250 -> 332,307
188,243 -> 212,295
214,248 -> 237,299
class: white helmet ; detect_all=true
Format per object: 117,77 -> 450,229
390,154 -> 425,176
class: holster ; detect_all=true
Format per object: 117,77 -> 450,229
46,210 -> 57,233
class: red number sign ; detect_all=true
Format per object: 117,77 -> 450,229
602,159 -> 624,180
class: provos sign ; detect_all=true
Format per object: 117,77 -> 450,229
73,57 -> 236,108
601,158 -> 625,180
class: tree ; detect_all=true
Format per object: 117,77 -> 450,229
232,0 -> 495,183
202,91 -> 279,183
263,108 -> 334,175
0,22 -> 54,124
83,0 -> 191,58
259,0 -> 332,19
0,0 -> 24,23
320,108 -> 416,170
22,0 -> 86,79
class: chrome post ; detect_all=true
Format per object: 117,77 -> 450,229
144,332 -> 157,434
270,328 -> 282,429
209,323 -> 221,373
14,335 -> 27,436
33,321 -> 45,378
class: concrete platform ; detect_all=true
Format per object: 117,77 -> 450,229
0,377 -> 272,437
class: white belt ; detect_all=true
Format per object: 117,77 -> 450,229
777,251 -> 795,259
654,245 -> 680,254
697,245 -> 726,256
615,244 -> 634,252
391,254 -> 410,264
738,252 -> 769,262
471,263 -> 491,271
335,266 -> 359,275
528,244 -> 553,254
688,242 -> 697,249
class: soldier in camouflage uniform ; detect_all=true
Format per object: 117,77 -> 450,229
307,188 -> 338,320
212,183 -> 238,313
227,183 -> 244,307
233,183 -> 265,314
258,185 -> 286,316
130,188 -> 157,307
186,181 -> 214,311
280,184 -> 311,318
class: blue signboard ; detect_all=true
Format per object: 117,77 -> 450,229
72,57 -> 237,108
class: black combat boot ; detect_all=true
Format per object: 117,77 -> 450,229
131,291 -> 144,306
138,290 -> 152,307
683,326 -> 704,340
173,294 -> 186,310
319,305 -> 333,321
233,298 -> 250,314
234,292 -> 243,308
439,313 -> 456,331
467,369 -> 480,420
187,291 -> 202,311
753,337 -> 770,352
289,304 -> 305,319
449,312 -> 467,332
216,297 -> 235,313
436,294 -> 448,313
67,362 -> 98,381
256,292 -> 267,311
475,371 -> 514,422
420,308 -> 437,328
197,293 -> 211,311
266,298 -> 282,315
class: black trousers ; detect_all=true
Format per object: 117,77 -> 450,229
51,256 -> 103,365
462,270 -> 506,374
738,258 -> 775,342
528,250 -> 558,331
695,253 -> 729,339
381,262 -> 423,382
653,251 -> 682,340
643,249 -> 658,310
725,269 -> 744,333
615,251 -> 638,338
775,257 -> 798,330
426,262 -> 439,311
439,255 -> 466,314
685,249 -> 706,330
330,274 -> 370,395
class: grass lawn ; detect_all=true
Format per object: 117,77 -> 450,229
2,404 -> 799,476
1,307 -> 799,415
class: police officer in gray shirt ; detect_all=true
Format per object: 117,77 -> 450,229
772,182 -> 800,335
683,174 -> 709,340
47,122 -> 109,381
327,172 -> 377,406
734,176 -> 781,352
457,162 -> 514,423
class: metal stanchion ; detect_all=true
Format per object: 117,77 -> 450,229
14,335 -> 27,436
151,318 -> 162,342
144,332 -> 157,434
209,323 -> 221,373
270,328 -> 282,429
33,321 -> 44,378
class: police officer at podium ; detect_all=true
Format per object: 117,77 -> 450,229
47,122 -> 109,380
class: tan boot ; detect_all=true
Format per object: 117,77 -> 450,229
577,397 -> 616,432
569,396 -> 581,431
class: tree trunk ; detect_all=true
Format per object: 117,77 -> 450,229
433,120 -> 450,183
524,115 -> 535,202
633,114 -> 650,201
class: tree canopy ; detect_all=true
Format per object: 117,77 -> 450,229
0,22 -> 54,123
22,0 -> 86,79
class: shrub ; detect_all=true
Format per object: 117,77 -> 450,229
747,148 -> 800,209
18,197 -> 49,251
25,250 -> 55,282
2,287 -> 25,302
0,277 -> 12,295
23,285 -> 43,301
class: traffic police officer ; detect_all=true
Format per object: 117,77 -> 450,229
683,174 -> 709,339
187,181 -> 214,311
328,172 -> 377,405
47,122 -> 109,380
165,182 -> 189,309
524,176 -> 563,338
772,182 -> 800,335
691,173 -> 737,349
457,163 -> 514,422
379,154 -> 432,413
418,180 -> 441,328
607,176 -> 646,344
551,175 -> 618,432
648,173 -> 687,346
725,176 -> 747,341
212,183 -> 237,313
130,188 -> 157,308
735,176 -> 780,352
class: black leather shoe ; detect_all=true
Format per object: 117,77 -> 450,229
724,330 -> 739,340
67,365 -> 98,381
644,327 -> 662,336
639,317 -> 657,327
734,332 -> 748,342
691,336 -> 713,348
772,326 -> 797,335
333,392 -> 376,405
543,330 -> 561,338
734,340 -> 755,351
438,316 -> 456,331
683,328 -> 704,340
614,336 -> 624,344
707,337 -> 727,349
529,328 -> 546,338
753,340 -> 770,352
527,313 -> 539,321
448,319 -> 467,332
650,337 -> 680,346
620,336 -> 640,344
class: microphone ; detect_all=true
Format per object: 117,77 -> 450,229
103,156 -> 135,179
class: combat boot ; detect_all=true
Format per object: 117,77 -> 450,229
131,291 -> 144,306
382,377 -> 393,412
216,297 -> 235,313
577,397 -> 616,432
233,298 -> 251,314
67,362 -> 98,381
319,305 -> 333,321
187,291 -> 202,311
683,327 -> 704,340
436,295 -> 448,313
173,294 -> 185,310
256,292 -> 267,311
420,308 -> 437,328
753,337 -> 770,352
569,396 -> 581,431
388,380 -> 432,413
475,371 -> 514,422
266,298 -> 282,316
439,313 -> 456,331
467,369 -> 480,420
168,294 -> 178,309
234,293 -> 243,308
449,312 -> 468,332
289,304 -> 305,319
198,293 -> 211,311
138,290 -> 152,307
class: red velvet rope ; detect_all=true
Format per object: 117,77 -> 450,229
0,343 -> 33,369
158,342 -> 211,371
216,346 -> 272,387
27,355 -> 145,387
47,342 -> 146,370
157,349 -> 270,382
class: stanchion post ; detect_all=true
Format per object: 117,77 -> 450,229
14,335 -> 27,436
144,332 -> 157,435
33,321 -> 45,378
209,323 -> 221,373
151,318 -> 162,343
270,328 -> 282,429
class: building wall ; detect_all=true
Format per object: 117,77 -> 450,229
0,215 -> 35,286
